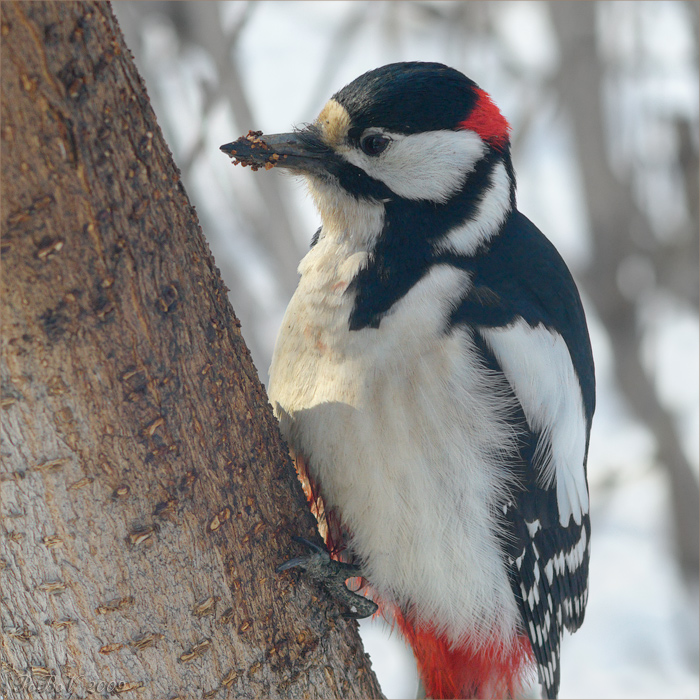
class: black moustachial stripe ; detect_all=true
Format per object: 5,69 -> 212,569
296,125 -> 396,201
347,148 -> 509,330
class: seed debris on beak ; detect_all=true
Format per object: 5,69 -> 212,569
220,130 -> 287,171
220,129 -> 328,175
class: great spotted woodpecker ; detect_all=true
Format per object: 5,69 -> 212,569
221,62 -> 595,700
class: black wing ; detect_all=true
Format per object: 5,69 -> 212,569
449,211 -> 595,699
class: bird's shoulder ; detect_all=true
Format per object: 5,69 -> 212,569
447,209 -> 595,419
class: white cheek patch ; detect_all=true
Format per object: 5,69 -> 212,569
481,321 -> 589,527
342,130 -> 487,203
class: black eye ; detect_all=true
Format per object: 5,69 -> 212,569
360,134 -> 390,156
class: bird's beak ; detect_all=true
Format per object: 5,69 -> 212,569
220,129 -> 327,175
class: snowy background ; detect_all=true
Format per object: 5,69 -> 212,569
113,2 -> 699,698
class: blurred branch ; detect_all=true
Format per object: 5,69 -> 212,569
177,1 -> 256,175
303,1 -> 374,117
175,2 -> 304,299
548,1 -> 699,580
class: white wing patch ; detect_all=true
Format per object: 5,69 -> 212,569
481,321 -> 589,526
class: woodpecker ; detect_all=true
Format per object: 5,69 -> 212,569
221,62 -> 594,700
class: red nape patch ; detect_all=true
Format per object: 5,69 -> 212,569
459,88 -> 511,152
393,609 -> 535,699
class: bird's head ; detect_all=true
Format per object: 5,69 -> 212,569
222,62 -> 515,250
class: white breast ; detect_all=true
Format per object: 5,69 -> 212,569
268,235 -> 522,647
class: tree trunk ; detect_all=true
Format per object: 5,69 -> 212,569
0,3 -> 383,698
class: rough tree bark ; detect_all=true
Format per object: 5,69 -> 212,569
0,3 -> 383,698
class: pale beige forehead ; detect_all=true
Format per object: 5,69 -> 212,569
316,99 -> 351,148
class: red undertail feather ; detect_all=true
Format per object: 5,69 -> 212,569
394,608 -> 535,699
293,452 -> 533,698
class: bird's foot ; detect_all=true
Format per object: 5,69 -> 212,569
277,536 -> 378,619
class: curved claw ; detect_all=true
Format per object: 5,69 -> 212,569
276,556 -> 314,572
276,536 -> 329,573
276,536 -> 379,619
292,535 -> 327,555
